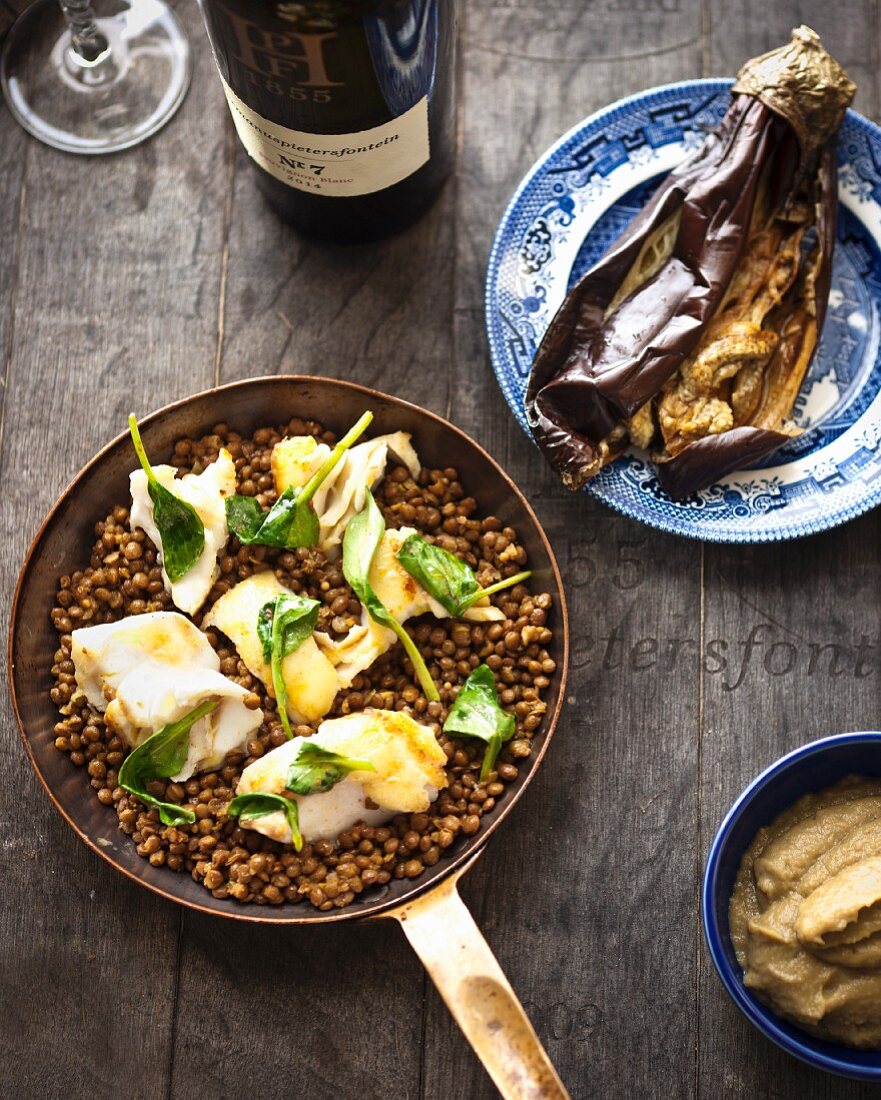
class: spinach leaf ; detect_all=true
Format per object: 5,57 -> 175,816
343,490 -> 440,702
227,485 -> 319,549
396,532 -> 480,614
128,413 -> 205,583
442,664 -> 515,780
226,410 -> 373,549
257,593 -> 321,741
224,494 -> 265,542
396,533 -> 532,617
227,792 -> 303,852
286,741 -> 375,795
118,699 -> 218,826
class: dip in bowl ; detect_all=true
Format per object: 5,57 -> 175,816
703,732 -> 881,1082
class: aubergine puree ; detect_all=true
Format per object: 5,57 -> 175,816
730,777 -> 881,1048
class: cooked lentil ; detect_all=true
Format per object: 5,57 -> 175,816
49,417 -> 555,910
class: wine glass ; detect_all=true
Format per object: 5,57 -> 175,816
1,0 -> 191,154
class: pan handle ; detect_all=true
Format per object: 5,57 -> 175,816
380,852 -> 570,1100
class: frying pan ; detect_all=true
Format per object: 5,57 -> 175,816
9,376 -> 570,1100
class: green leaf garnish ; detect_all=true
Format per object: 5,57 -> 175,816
227,792 -> 303,852
224,494 -> 268,543
343,490 -> 440,703
396,533 -> 531,617
443,664 -> 515,780
128,413 -> 205,584
118,700 -> 218,826
227,485 -> 319,548
226,411 -> 373,549
256,592 -> 321,741
285,741 -> 375,795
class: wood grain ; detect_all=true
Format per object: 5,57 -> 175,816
217,143 -> 458,414
168,13 -> 461,1100
422,4 -> 705,1096
0,4 -> 227,1098
170,915 -> 425,1100
696,521 -> 881,1100
698,6 -> 881,1097
1,2 -> 881,1099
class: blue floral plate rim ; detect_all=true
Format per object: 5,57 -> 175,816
485,77 -> 881,544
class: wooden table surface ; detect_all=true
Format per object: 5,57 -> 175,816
1,2 -> 880,1097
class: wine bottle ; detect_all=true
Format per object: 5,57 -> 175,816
197,0 -> 457,243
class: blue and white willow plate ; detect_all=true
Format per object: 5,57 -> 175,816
485,79 -> 881,542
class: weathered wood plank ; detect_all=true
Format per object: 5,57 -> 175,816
421,2 -> 705,1097
705,0 -> 878,117
697,519 -> 881,1100
170,915 -> 425,1100
216,142 -> 458,415
453,0 -> 708,316
3,1 -> 881,1098
0,54 -> 28,447
0,4 -> 229,1097
167,14 -> 461,1100
698,4 -> 881,1098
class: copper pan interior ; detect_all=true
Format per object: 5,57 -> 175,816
9,376 -> 569,925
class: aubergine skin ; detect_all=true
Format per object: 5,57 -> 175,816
654,428 -> 794,499
524,27 -> 855,502
525,96 -> 788,489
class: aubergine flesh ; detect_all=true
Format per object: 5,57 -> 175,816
525,27 -> 856,500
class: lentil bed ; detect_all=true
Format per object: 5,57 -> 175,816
49,417 -> 556,911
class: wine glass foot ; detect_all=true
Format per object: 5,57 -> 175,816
1,0 -> 191,154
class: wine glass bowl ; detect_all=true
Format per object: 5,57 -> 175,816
1,0 -> 191,154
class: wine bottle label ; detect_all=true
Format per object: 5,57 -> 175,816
220,77 -> 430,198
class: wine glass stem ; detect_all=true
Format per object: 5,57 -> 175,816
57,0 -> 110,63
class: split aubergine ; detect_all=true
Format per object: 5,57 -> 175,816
525,27 -> 856,500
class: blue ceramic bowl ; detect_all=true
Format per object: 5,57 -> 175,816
703,731 -> 881,1081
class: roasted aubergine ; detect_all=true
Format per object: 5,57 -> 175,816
525,27 -> 856,500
